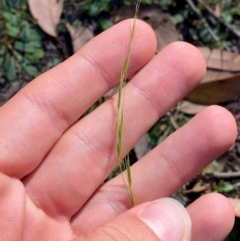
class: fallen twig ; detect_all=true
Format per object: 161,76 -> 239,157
186,0 -> 219,42
196,0 -> 240,39
204,171 -> 240,179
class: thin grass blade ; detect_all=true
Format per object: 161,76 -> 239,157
116,0 -> 141,207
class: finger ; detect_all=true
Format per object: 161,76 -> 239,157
24,42 -> 205,219
0,20 -> 156,178
0,173 -> 25,241
187,193 -> 234,241
72,198 -> 191,241
71,105 -> 237,234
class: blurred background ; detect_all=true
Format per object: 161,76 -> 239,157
1,0 -> 240,240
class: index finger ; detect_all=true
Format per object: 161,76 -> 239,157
0,20 -> 157,178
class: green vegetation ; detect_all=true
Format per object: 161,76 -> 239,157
0,0 -> 45,82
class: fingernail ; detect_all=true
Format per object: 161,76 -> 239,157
137,198 -> 191,241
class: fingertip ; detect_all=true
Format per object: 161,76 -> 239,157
119,19 -> 158,61
198,105 -> 237,151
203,193 -> 235,230
188,193 -> 235,241
137,198 -> 191,241
210,105 -> 237,140
160,41 -> 207,87
77,18 -> 157,88
209,193 -> 235,227
94,18 -> 157,61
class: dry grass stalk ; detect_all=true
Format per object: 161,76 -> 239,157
116,0 -> 141,207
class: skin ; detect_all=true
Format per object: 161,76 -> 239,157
0,20 -> 237,240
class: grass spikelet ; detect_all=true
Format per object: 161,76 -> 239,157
116,0 -> 141,207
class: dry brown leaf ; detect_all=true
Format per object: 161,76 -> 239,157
202,69 -> 238,83
228,198 -> 240,218
192,181 -> 209,193
185,72 -> 240,104
199,47 -> 240,72
204,152 -> 228,174
178,101 -> 207,114
185,48 -> 240,104
66,23 -> 94,52
114,3 -> 179,51
183,181 -> 209,194
28,0 -> 64,37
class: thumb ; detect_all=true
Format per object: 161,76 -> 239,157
73,198 -> 191,241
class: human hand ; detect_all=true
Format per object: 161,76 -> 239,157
0,20 -> 237,241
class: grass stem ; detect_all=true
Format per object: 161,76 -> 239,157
116,0 -> 141,207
